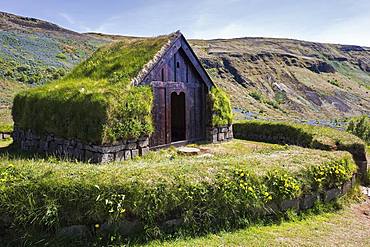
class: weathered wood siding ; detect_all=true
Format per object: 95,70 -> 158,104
147,40 -> 209,147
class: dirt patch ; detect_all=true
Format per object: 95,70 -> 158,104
353,198 -> 370,221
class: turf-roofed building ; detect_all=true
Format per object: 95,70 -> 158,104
12,31 -> 233,162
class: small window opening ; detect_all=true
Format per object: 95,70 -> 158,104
176,62 -> 180,68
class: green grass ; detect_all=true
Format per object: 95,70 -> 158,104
66,35 -> 171,84
0,138 -> 12,148
144,195 -> 369,247
0,123 -> 13,132
233,120 -> 368,182
0,139 -> 356,245
233,120 -> 367,165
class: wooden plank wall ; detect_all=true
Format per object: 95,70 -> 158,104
149,47 -> 208,147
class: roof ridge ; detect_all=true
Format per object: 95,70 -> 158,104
131,30 -> 182,85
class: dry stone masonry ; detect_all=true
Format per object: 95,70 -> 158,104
207,124 -> 233,143
12,128 -> 150,163
12,125 -> 233,163
0,132 -> 11,140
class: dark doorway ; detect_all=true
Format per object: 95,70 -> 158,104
171,92 -> 186,142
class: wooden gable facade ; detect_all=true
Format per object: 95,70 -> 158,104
138,32 -> 215,148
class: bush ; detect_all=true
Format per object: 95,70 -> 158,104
0,153 -> 355,243
208,87 -> 233,126
304,158 -> 356,192
249,91 -> 263,101
56,53 -> 67,60
347,115 -> 370,144
265,169 -> 301,200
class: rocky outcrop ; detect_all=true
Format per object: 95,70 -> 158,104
339,45 -> 365,52
307,61 -> 336,74
221,57 -> 250,87
358,59 -> 370,72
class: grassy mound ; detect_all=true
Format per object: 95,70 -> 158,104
0,140 -> 356,244
12,36 -> 175,144
233,120 -> 367,162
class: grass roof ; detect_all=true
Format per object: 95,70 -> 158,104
13,34 -> 178,144
65,33 -> 176,85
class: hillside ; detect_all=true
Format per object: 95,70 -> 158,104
190,38 -> 370,121
0,12 -> 105,89
0,11 -> 369,123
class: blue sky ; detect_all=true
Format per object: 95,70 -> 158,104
1,0 -> 370,46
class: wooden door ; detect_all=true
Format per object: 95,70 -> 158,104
150,85 -> 167,147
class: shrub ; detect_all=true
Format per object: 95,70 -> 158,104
347,115 -> 370,144
304,158 -> 356,192
249,91 -> 263,101
265,169 -> 301,200
328,79 -> 340,87
208,87 -> 233,126
56,53 -> 67,60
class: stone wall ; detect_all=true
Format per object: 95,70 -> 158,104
0,132 -> 11,140
207,124 -> 233,143
12,128 -> 150,163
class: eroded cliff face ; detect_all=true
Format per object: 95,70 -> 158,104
189,38 -> 370,120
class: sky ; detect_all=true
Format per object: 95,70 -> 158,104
1,0 -> 370,46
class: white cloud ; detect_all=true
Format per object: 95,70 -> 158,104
310,15 -> 370,46
58,12 -> 91,33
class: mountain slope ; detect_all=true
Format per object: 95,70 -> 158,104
0,11 -> 369,123
190,38 -> 370,120
0,11 -> 105,87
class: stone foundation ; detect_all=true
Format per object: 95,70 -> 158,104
207,124 -> 233,143
12,128 -> 150,163
0,132 -> 11,140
